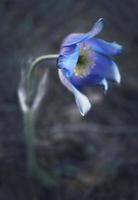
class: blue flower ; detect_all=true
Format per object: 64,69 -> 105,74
57,18 -> 122,116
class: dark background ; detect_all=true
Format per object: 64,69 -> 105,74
0,0 -> 138,199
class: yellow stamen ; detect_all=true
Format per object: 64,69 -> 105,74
74,47 -> 95,77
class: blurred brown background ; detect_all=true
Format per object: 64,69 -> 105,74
0,0 -> 138,199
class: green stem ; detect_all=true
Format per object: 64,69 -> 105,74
25,54 -> 59,171
27,54 -> 58,94
23,54 -> 59,185
24,110 -> 36,174
23,110 -> 57,186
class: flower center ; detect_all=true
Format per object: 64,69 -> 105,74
74,45 -> 95,77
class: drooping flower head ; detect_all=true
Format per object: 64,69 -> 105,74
57,18 -> 122,116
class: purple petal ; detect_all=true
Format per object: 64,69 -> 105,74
70,75 -> 108,91
88,38 -> 122,56
62,18 -> 104,47
57,45 -> 79,77
88,18 -> 104,39
58,69 -> 91,116
92,53 -> 121,83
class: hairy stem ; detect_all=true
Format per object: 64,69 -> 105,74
24,110 -> 36,173
22,54 -> 58,185
27,54 -> 58,95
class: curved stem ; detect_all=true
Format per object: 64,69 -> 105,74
27,54 -> 58,92
23,54 -> 59,185
27,54 -> 58,99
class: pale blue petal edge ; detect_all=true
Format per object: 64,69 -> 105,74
62,18 -> 104,47
92,53 -> 121,84
57,45 -> 79,77
58,69 -> 91,116
89,38 -> 122,56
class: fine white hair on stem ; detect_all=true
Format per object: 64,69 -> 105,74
32,70 -> 49,115
18,69 -> 29,113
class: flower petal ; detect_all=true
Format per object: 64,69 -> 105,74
92,53 -> 121,83
70,75 -> 108,91
58,69 -> 91,116
88,18 -> 104,39
62,18 -> 104,46
88,38 -> 122,56
100,78 -> 108,91
57,45 -> 79,77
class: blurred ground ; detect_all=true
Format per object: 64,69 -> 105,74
0,0 -> 138,199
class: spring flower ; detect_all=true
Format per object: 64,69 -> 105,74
57,18 -> 122,116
